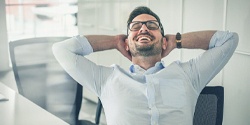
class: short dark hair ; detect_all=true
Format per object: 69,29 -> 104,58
127,6 -> 164,36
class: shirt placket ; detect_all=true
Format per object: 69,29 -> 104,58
146,75 -> 159,125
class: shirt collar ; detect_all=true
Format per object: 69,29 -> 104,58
129,61 -> 165,74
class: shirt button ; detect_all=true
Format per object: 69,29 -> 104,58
149,104 -> 152,109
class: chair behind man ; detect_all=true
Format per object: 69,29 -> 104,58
193,86 -> 224,125
9,37 -> 101,125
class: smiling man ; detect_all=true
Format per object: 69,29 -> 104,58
53,6 -> 238,125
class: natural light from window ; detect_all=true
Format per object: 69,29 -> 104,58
5,0 -> 78,41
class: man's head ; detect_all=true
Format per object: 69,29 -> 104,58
127,6 -> 164,36
125,6 -> 166,58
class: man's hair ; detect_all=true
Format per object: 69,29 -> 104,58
127,6 -> 164,36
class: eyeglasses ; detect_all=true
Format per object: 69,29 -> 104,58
127,20 -> 164,36
128,20 -> 161,31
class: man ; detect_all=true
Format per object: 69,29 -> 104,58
53,6 -> 238,125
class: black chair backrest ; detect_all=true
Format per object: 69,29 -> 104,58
193,86 -> 224,125
9,37 -> 82,125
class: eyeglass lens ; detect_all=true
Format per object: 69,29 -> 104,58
129,21 -> 159,31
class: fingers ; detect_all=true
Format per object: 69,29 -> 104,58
119,46 -> 132,61
115,35 -> 132,61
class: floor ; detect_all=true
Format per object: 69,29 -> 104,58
0,69 -> 107,125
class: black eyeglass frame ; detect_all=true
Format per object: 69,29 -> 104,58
127,20 -> 164,36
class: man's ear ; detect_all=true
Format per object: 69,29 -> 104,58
162,37 -> 167,50
125,39 -> 129,51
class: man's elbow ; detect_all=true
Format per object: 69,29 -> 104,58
231,32 -> 239,48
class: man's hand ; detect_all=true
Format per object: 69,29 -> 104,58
115,34 -> 132,61
161,34 -> 176,58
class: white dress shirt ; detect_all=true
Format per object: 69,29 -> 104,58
52,31 -> 238,125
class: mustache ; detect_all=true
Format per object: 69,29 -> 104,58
133,32 -> 155,41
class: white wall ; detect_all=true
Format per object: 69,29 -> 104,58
78,0 -> 250,124
0,0 -> 10,71
222,0 -> 250,124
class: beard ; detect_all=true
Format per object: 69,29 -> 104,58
131,38 -> 163,57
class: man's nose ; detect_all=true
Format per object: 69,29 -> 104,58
139,24 -> 149,33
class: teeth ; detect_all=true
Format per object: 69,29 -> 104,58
138,36 -> 151,41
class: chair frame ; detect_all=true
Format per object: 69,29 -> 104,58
9,37 -> 70,95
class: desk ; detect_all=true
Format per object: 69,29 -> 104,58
0,82 -> 69,125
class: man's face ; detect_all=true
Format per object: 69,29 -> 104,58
126,14 -> 165,57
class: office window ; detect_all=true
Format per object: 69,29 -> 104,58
5,0 -> 78,41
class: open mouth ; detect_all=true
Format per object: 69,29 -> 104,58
135,35 -> 154,42
137,36 -> 151,41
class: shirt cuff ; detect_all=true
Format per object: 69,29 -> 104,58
208,30 -> 233,49
74,35 -> 93,55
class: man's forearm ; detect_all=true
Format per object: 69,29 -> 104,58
163,30 -> 216,57
182,31 -> 216,50
166,30 -> 217,50
181,30 -> 216,50
85,34 -> 131,60
85,35 -> 117,52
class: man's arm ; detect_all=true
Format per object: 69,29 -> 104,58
167,31 -> 239,93
52,35 -> 119,96
163,30 -> 216,57
85,31 -> 216,60
85,35 -> 117,51
85,35 -> 132,60
181,30 -> 216,50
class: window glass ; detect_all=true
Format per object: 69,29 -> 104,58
5,0 -> 78,41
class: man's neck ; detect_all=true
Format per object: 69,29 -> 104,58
132,55 -> 161,70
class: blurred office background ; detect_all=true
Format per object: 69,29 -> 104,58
0,0 -> 249,125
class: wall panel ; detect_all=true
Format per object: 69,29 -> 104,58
78,1 -> 97,35
182,0 -> 224,32
0,1 -> 10,71
223,0 -> 250,124
182,0 -> 224,60
226,0 -> 250,53
223,53 -> 250,125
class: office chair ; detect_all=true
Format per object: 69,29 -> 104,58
193,86 -> 224,125
9,37 -> 102,125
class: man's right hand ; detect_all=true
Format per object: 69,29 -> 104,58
115,34 -> 132,61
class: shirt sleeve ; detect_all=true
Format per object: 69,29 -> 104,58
52,35 -> 113,97
180,31 -> 239,93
